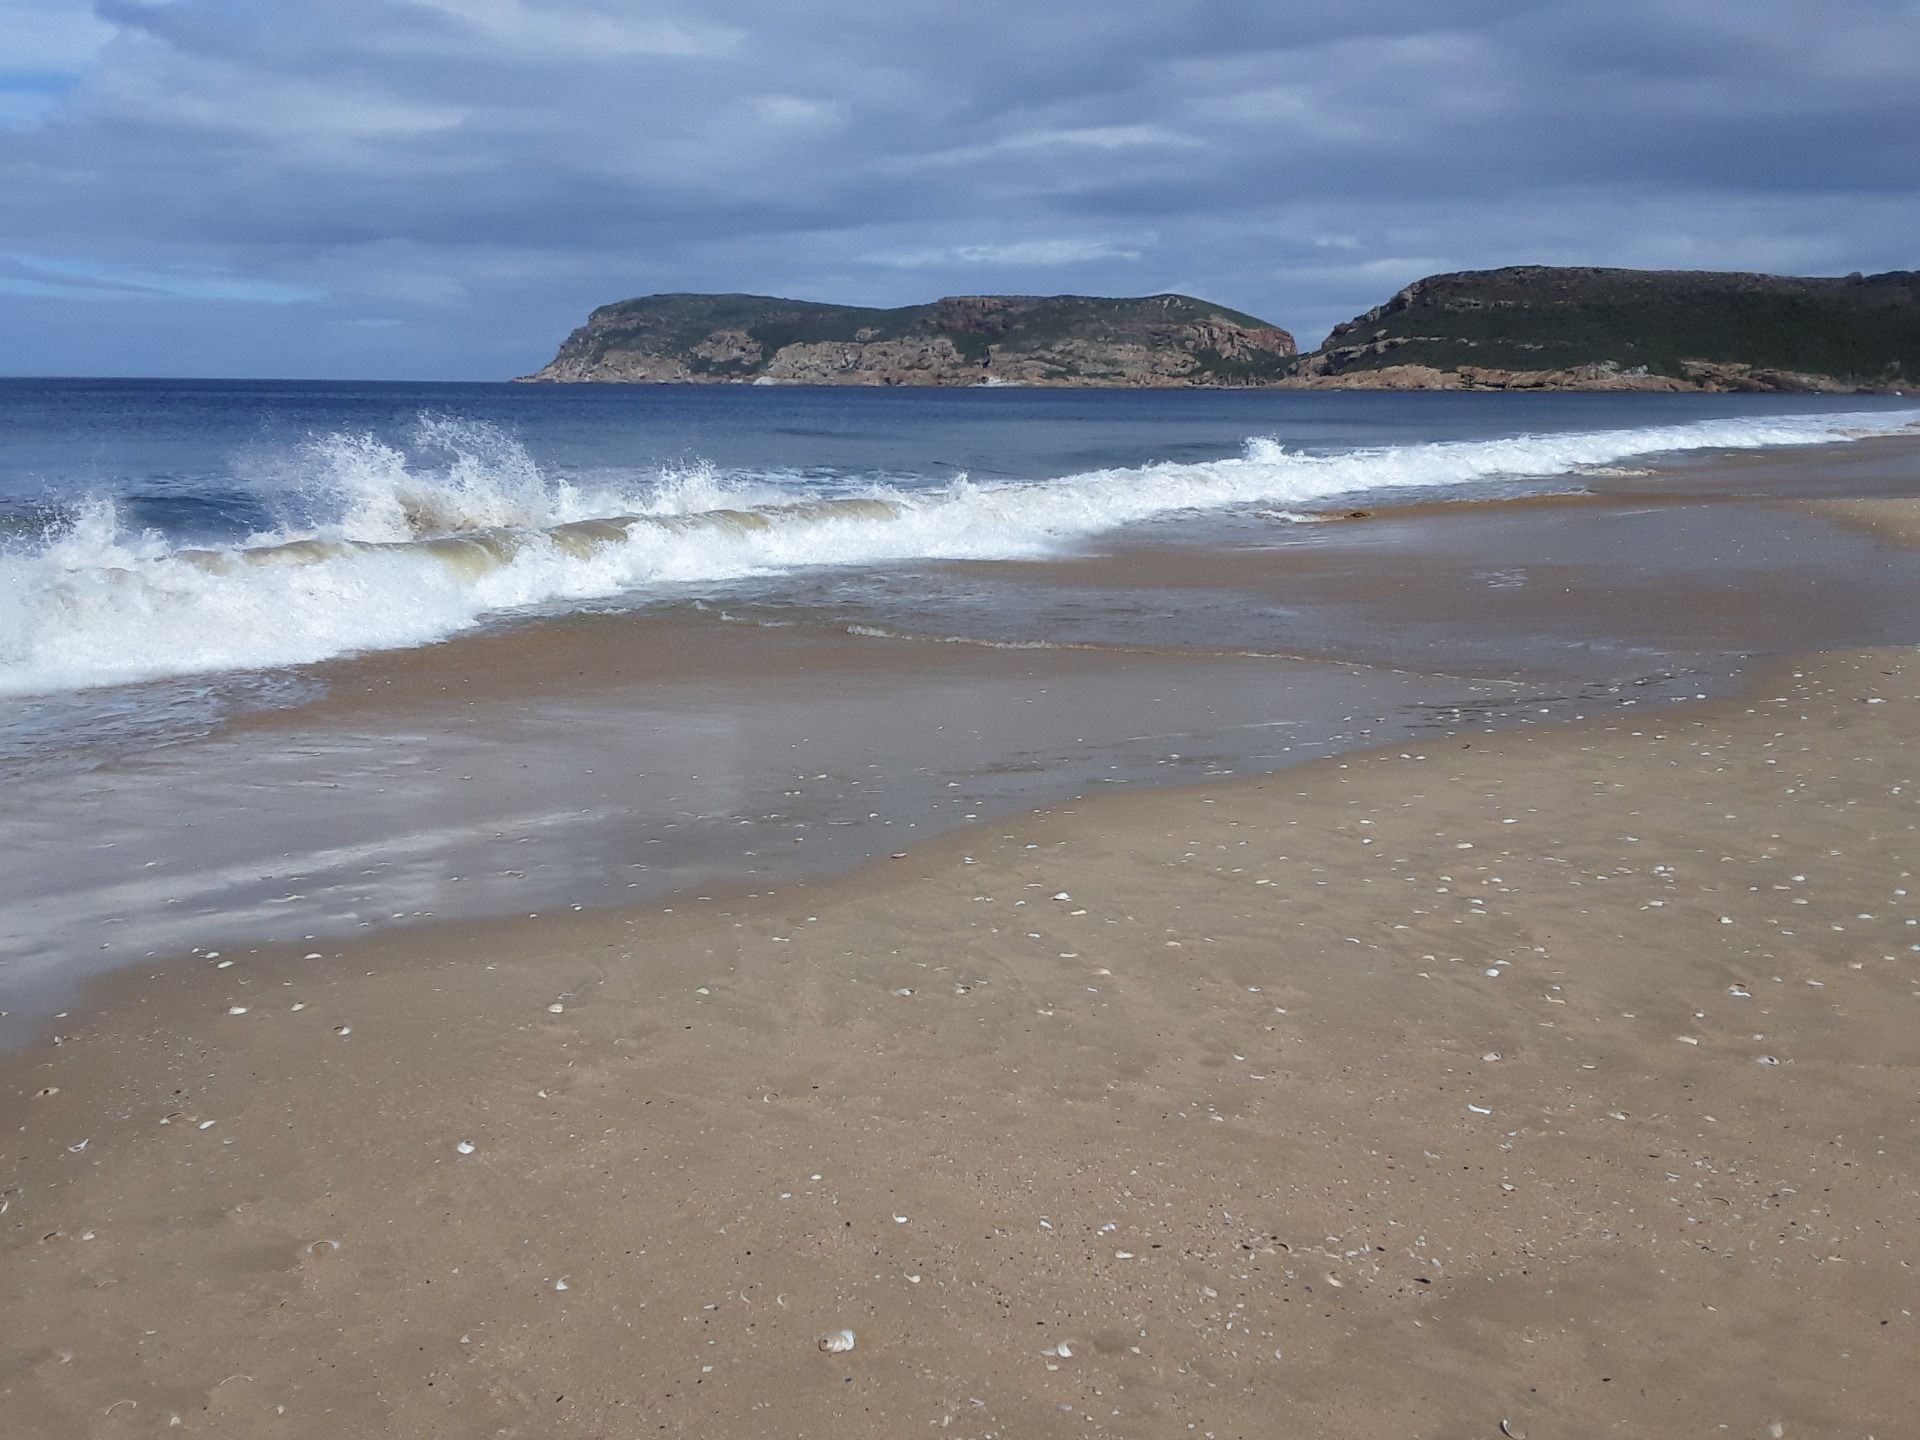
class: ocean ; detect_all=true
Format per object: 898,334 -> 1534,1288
4,378 -> 1920,1031
5,378 -> 1917,702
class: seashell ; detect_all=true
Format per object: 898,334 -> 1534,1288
227,1006 -> 248,1016
1044,1342 -> 1073,1359
455,1140 -> 476,1155
306,1239 -> 340,1254
35,1087 -> 58,1098
547,1003 -> 564,1014
333,1025 -> 351,1036
1754,1055 -> 1782,1066
816,1329 -> 856,1353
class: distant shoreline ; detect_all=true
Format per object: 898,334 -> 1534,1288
524,266 -> 1919,393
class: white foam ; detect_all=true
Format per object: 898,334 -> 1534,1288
3,406 -> 1915,696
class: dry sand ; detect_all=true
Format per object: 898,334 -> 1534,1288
4,647 -> 1916,1439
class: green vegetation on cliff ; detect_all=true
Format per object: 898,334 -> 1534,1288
523,292 -> 1297,386
1302,266 -> 1919,387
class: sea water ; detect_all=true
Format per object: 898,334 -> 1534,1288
5,380 -> 1917,709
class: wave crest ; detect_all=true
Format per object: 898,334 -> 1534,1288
4,406 -> 1916,697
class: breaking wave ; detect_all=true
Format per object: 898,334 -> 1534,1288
3,406 -> 1916,696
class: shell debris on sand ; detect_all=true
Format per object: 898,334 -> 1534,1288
816,1328 -> 856,1353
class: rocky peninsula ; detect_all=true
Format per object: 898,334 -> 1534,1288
520,292 -> 1298,387
524,268 -> 1917,392
1288,266 -> 1918,392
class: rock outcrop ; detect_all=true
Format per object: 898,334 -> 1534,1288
1286,266 -> 1917,392
521,292 -> 1297,387
525,270 -> 1918,393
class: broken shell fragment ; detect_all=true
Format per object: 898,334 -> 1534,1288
816,1329 -> 857,1354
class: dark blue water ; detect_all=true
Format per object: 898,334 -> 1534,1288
5,377 -> 1914,542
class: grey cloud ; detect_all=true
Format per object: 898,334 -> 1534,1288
0,0 -> 1914,377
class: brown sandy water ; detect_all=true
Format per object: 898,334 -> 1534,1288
6,440 -> 1920,1038
0,618 -> 1622,1038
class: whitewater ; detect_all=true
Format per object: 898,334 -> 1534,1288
3,404 -> 1917,697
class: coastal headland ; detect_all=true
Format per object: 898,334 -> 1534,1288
524,267 -> 1920,393
3,439 -> 1918,1437
522,292 -> 1298,388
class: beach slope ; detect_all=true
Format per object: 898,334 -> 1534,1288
3,645 -> 1915,1437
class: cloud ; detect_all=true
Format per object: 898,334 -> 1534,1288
0,1 -> 115,70
1,252 -> 322,303
0,0 -> 1913,376
870,238 -> 1147,268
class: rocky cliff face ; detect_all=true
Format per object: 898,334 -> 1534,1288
1289,266 -> 1918,391
521,292 -> 1297,387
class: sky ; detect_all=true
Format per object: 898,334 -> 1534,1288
1,0 -> 1916,379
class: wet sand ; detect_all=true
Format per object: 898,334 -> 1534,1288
1806,497 -> 1920,547
2,616 -> 1611,1036
3,645 -> 1916,1438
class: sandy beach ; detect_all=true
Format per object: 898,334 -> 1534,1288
8,3 -> 1920,1432
4,634 -> 1915,1438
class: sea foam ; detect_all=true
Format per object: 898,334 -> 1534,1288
2,406 -> 1914,696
